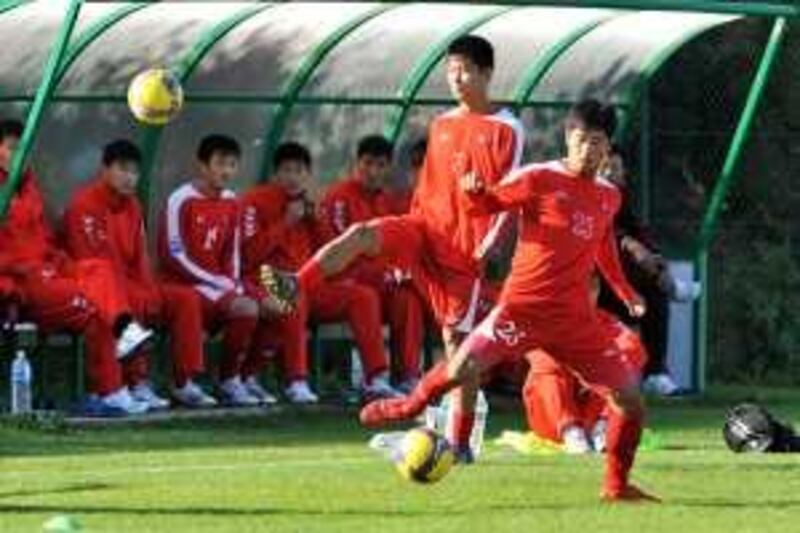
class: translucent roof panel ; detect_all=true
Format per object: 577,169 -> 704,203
0,2 -> 134,96
301,3 -> 500,98
150,103 -> 276,226
186,2 -> 381,95
531,11 -> 739,104
416,7 -> 618,102
58,3 -> 255,94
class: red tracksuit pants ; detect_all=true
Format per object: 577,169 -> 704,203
17,259 -> 130,395
122,281 -> 205,388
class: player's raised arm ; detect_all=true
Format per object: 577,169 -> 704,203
462,167 -> 538,215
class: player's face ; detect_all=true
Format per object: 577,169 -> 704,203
355,154 -> 391,191
0,135 -> 20,171
200,152 -> 239,191
565,123 -> 609,175
104,160 -> 140,197
274,160 -> 310,196
446,55 -> 491,105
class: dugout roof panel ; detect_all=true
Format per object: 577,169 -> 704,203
413,7 -> 619,102
56,2 -> 255,94
0,2 -> 129,96
529,11 -> 740,104
184,2 -> 383,95
298,3 -> 503,99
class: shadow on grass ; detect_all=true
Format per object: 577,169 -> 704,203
0,501 -> 598,518
0,482 -> 115,500
675,499 -> 800,510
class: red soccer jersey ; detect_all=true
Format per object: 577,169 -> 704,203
465,160 -> 638,310
64,179 -> 154,286
240,183 -> 324,277
320,176 -> 394,237
411,107 -> 524,273
0,168 -> 60,271
159,182 -> 241,302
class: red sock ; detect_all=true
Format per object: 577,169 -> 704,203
604,408 -> 643,495
451,407 -> 475,450
299,259 -> 324,292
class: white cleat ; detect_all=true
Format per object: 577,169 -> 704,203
116,321 -> 154,359
562,425 -> 592,454
361,372 -> 404,400
100,387 -> 149,415
172,380 -> 217,408
130,382 -> 170,410
244,376 -> 279,405
643,373 -> 682,396
284,380 -> 319,404
219,376 -> 262,407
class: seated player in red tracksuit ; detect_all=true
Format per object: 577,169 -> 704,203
320,135 -> 427,393
523,275 -> 648,454
241,142 -> 400,401
64,139 -> 214,409
0,119 -> 153,415
159,134 -> 285,407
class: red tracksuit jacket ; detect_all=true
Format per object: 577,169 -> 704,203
159,182 -> 242,303
64,179 -> 155,288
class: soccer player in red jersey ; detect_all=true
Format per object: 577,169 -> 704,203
360,100 -> 659,502
242,142 -> 400,402
523,275 -> 648,454
262,35 -> 524,421
64,140 -> 213,409
0,119 -> 153,415
320,135 -> 426,392
159,134 -> 281,407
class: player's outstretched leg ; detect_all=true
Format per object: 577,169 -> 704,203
601,386 -> 660,503
360,361 -> 455,427
261,222 -> 382,311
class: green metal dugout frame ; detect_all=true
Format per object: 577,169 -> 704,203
257,3 -> 398,180
383,5 -> 512,142
0,1 -> 789,393
135,2 -> 273,203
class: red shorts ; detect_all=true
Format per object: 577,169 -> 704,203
463,302 -> 640,396
372,215 -> 493,332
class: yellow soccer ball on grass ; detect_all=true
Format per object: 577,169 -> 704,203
395,427 -> 455,484
127,68 -> 183,125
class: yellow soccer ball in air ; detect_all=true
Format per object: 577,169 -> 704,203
395,427 -> 456,484
127,68 -> 183,125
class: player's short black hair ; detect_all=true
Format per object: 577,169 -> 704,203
409,138 -> 427,169
566,99 -> 617,139
0,119 -> 23,143
273,141 -> 312,170
197,134 -> 241,163
356,135 -> 393,160
447,35 -> 494,70
102,139 -> 142,166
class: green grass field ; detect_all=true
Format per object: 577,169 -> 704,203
2,386 -> 800,533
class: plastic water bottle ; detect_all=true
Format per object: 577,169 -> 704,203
425,390 -> 489,458
11,349 -> 32,414
350,348 -> 364,390
470,390 -> 490,457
